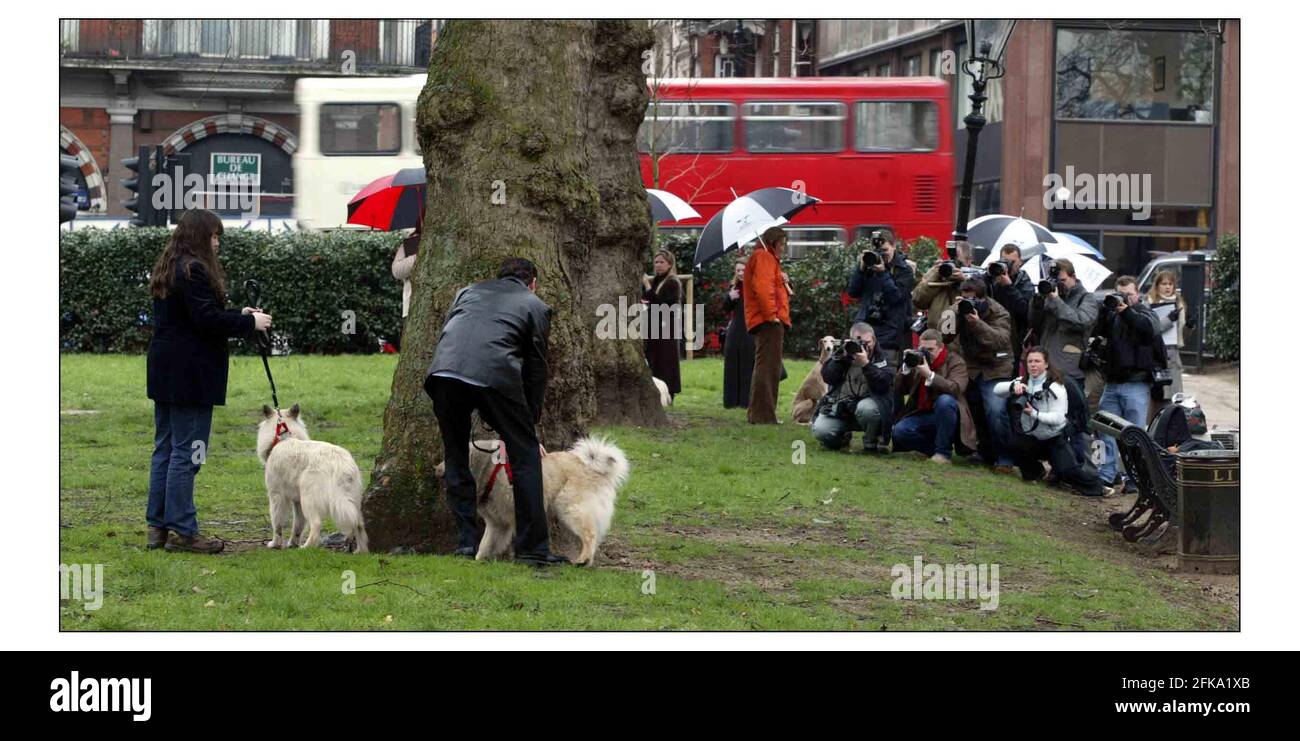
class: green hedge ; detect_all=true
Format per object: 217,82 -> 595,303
60,227 -> 405,354
1206,232 -> 1240,361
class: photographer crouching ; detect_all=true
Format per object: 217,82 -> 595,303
994,347 -> 1103,496
891,329 -> 979,464
1090,275 -> 1167,495
952,278 -> 1018,473
847,229 -> 914,368
811,323 -> 895,454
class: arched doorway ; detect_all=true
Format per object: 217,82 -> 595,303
59,126 -> 107,215
160,114 -> 298,217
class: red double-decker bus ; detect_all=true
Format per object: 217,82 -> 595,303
638,77 -> 953,256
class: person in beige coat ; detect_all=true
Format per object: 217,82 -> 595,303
392,231 -> 419,315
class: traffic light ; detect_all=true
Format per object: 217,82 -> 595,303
121,145 -> 159,227
163,151 -> 191,225
59,154 -> 80,224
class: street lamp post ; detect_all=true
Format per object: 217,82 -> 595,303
952,20 -> 1016,243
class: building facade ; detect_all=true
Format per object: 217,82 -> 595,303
59,19 -> 439,217
648,20 -> 817,79
815,19 -> 1240,278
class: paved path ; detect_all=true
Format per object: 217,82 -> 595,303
1182,363 -> 1239,431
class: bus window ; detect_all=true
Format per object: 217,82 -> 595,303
320,103 -> 402,155
854,101 -> 938,152
743,102 -> 845,153
637,102 -> 735,154
784,227 -> 846,260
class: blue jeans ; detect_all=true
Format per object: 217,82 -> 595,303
1098,381 -> 1150,484
976,376 -> 1015,467
811,397 -> 884,450
891,394 -> 959,459
147,401 -> 213,537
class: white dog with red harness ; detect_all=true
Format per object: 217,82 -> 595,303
257,404 -> 369,553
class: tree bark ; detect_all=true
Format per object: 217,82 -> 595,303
362,20 -> 667,553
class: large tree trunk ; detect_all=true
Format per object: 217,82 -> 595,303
362,20 -> 667,553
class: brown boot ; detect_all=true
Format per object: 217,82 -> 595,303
165,531 -> 225,554
146,526 -> 169,550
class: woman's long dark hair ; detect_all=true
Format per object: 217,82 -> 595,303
1021,346 -> 1064,387
150,209 -> 226,300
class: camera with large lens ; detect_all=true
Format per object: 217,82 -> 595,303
987,260 -> 1009,279
829,338 -> 864,360
1006,388 -> 1045,432
1102,292 -> 1126,311
956,297 -> 978,318
862,249 -> 882,269
864,294 -> 885,324
1036,261 -> 1063,296
1080,335 -> 1108,372
902,348 -> 929,368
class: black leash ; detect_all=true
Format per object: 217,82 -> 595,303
244,279 -> 281,412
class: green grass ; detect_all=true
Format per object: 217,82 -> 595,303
59,354 -> 1238,630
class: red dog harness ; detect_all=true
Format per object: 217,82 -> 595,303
481,445 -> 514,503
269,415 -> 290,451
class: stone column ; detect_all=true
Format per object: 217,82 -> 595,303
105,71 -> 136,217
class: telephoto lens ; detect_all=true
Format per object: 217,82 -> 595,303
937,261 -> 956,280
1037,279 -> 1056,296
1103,292 -> 1125,310
988,261 -> 1007,278
863,250 -> 882,268
957,297 -> 977,317
843,339 -> 863,356
903,348 -> 925,368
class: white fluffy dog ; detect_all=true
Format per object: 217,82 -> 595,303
435,436 -> 629,565
256,404 -> 369,553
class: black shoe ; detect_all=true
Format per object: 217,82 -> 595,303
514,552 -> 571,567
452,546 -> 477,558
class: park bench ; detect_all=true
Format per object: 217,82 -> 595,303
1090,410 -> 1180,543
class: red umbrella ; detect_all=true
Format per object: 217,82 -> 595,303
346,167 -> 426,230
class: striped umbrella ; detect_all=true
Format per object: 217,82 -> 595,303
692,187 -> 821,268
964,214 -> 1058,254
646,189 -> 700,223
346,167 -> 426,230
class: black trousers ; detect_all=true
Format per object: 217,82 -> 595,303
1011,434 -> 1102,497
425,375 -> 551,556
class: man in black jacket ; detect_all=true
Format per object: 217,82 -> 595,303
847,230 -> 914,368
988,243 -> 1035,373
1092,275 -> 1163,491
424,257 -> 564,566
810,323 -> 895,453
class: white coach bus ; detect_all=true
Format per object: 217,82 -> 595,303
293,74 -> 426,229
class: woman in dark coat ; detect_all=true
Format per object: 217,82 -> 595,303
145,209 -> 272,554
722,257 -> 755,408
642,249 -> 682,400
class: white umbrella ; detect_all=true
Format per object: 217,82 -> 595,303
1021,245 -> 1113,293
645,188 -> 700,223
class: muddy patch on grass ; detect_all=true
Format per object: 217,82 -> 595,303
596,523 -> 893,598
